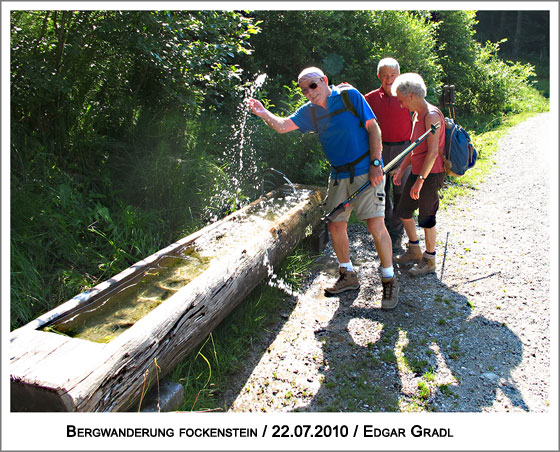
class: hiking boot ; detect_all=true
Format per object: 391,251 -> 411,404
409,253 -> 436,277
324,268 -> 360,295
381,275 -> 399,310
394,242 -> 422,266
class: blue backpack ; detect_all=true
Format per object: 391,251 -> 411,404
443,117 -> 477,177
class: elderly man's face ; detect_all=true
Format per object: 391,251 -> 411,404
378,66 -> 400,96
299,76 -> 329,106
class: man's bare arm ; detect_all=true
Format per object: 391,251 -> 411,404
248,98 -> 299,134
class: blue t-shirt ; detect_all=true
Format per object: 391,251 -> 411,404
289,85 -> 377,179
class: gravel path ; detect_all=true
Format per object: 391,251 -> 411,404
220,112 -> 552,413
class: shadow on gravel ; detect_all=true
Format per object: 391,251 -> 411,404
299,267 -> 527,412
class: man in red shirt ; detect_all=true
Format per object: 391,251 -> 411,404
365,58 -> 412,250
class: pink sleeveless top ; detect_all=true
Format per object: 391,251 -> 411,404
410,105 -> 445,175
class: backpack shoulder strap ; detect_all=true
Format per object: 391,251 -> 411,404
340,89 -> 364,128
311,85 -> 364,132
310,105 -> 318,133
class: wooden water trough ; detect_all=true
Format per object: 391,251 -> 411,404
10,185 -> 326,412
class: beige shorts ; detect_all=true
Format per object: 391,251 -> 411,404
325,172 -> 386,222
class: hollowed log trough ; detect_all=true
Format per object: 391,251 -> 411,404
10,185 -> 326,412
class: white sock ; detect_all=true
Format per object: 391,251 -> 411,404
381,266 -> 394,278
339,261 -> 353,272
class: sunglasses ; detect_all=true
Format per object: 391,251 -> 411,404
300,81 -> 320,95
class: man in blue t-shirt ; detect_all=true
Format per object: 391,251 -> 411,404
249,67 -> 398,310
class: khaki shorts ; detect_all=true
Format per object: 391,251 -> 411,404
325,172 -> 386,222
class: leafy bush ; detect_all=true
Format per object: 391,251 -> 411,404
470,41 -> 537,114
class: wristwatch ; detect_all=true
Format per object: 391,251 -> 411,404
418,175 -> 426,181
370,159 -> 381,167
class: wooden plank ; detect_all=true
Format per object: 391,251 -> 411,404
10,330 -> 73,377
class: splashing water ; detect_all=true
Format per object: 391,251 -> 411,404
197,74 -> 305,300
265,168 -> 297,195
204,73 -> 269,222
234,73 -> 267,177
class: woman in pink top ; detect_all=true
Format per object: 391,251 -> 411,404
391,73 -> 446,277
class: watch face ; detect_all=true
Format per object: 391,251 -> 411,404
372,159 -> 380,167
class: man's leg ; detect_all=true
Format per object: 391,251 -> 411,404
365,217 -> 393,269
383,143 -> 411,246
382,146 -> 393,232
325,220 -> 359,294
366,217 -> 399,310
389,164 -> 411,236
327,221 -> 350,264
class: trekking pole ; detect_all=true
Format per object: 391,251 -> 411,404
450,85 -> 456,121
443,85 -> 452,118
322,122 -> 441,223
440,231 -> 449,280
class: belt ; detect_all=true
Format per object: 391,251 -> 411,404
383,140 -> 409,146
331,150 -> 369,186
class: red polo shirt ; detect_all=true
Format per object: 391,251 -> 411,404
365,87 -> 412,143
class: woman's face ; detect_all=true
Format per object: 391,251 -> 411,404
396,90 -> 415,111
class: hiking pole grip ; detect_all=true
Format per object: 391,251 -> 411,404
322,122 -> 440,223
443,85 -> 450,107
450,85 -> 456,121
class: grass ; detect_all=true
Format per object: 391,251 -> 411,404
417,381 -> 431,400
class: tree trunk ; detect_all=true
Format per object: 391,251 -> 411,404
10,186 -> 326,411
512,11 -> 523,58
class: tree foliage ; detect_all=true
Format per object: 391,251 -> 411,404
11,10 -> 258,163
241,10 -> 442,101
432,10 -> 537,114
10,10 -> 259,328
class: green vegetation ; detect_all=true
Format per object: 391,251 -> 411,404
10,10 -> 261,329
10,9 -> 549,329
9,8 -> 550,412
